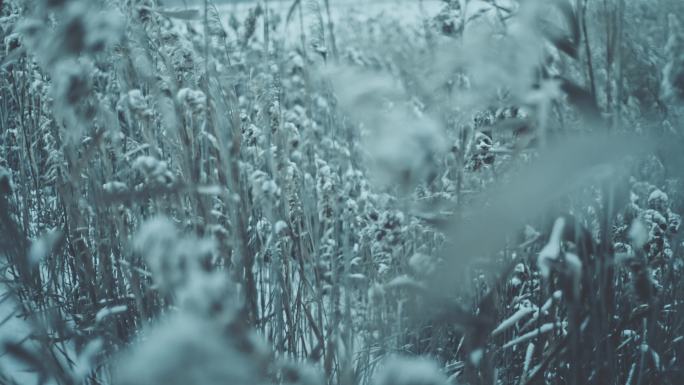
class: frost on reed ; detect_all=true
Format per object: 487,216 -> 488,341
374,356 -> 448,385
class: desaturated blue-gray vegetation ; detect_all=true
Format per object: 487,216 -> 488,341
1,0 -> 684,384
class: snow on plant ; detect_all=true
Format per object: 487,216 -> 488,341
114,313 -> 265,385
18,1 -> 123,64
408,252 -> 439,278
28,228 -> 61,266
126,89 -> 153,119
52,58 -> 91,106
2,0 -> 684,384
250,170 -> 280,202
177,87 -> 207,115
133,216 -> 184,292
536,216 -> 566,279
374,356 -> 448,385
328,67 -> 447,191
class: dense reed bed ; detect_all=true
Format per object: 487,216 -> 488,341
1,0 -> 684,384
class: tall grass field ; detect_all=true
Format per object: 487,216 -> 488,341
1,0 -> 684,384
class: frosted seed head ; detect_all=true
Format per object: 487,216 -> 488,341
647,189 -> 669,212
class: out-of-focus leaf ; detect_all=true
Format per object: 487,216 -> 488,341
555,0 -> 579,44
559,77 -> 600,119
429,132 -> 652,295
539,21 -> 577,58
286,0 -> 302,24
3,343 -> 47,381
537,0 -> 579,59
28,229 -> 62,267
